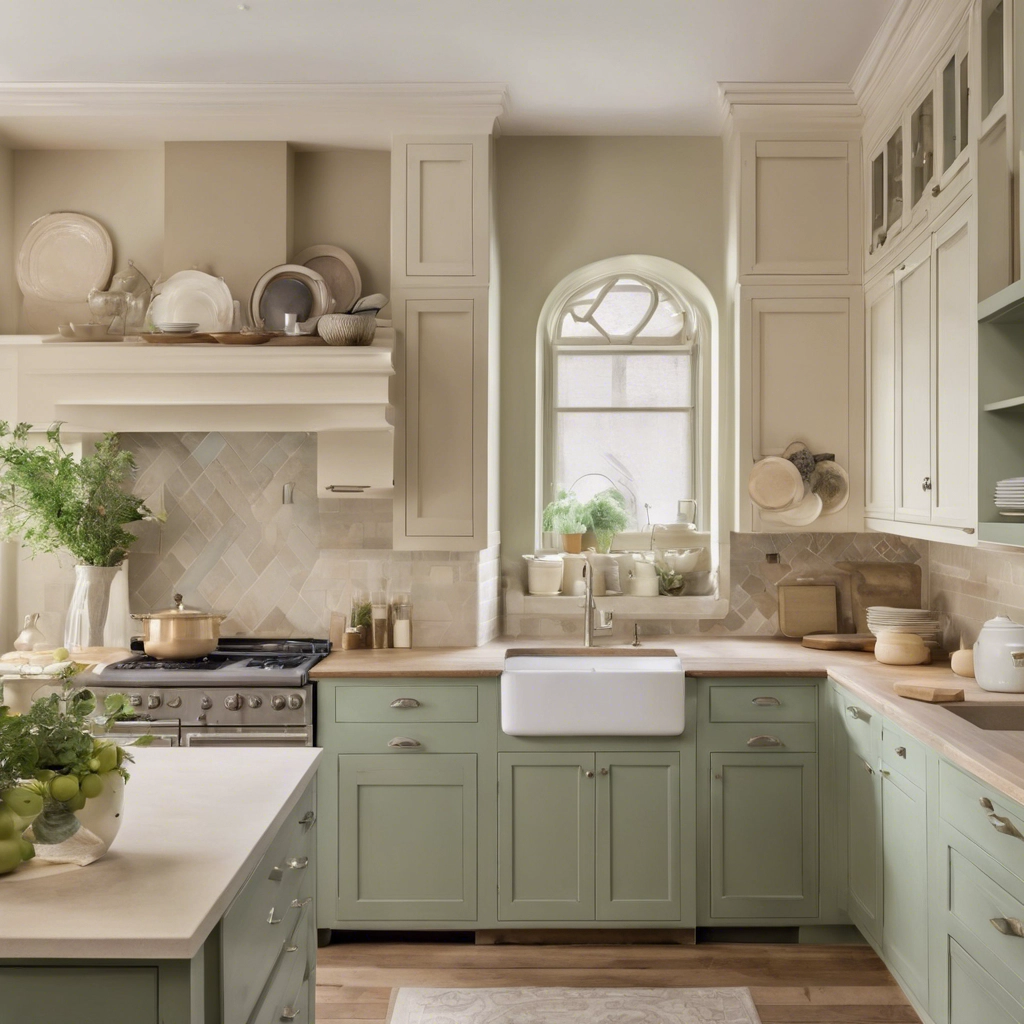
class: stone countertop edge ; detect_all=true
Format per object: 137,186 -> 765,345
312,637 -> 1024,807
0,746 -> 322,962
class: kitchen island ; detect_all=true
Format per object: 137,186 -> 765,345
0,746 -> 320,1024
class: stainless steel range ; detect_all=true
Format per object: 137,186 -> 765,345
90,638 -> 329,748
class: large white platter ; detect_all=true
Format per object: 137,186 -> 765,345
16,212 -> 113,302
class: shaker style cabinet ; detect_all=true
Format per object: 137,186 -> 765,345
865,274 -> 897,519
390,136 -> 497,551
497,751 -> 682,923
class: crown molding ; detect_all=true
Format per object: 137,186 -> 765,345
0,82 -> 509,148
718,82 -> 862,131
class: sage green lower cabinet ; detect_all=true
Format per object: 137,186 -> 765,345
498,752 -> 596,921
880,762 -> 929,1004
0,966 -> 163,1024
948,938 -> 1024,1024
338,753 -> 478,921
709,751 -> 818,919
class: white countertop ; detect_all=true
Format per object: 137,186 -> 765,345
0,746 -> 321,961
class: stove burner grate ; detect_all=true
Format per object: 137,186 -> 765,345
107,655 -> 231,671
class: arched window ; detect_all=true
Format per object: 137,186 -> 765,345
537,256 -> 714,537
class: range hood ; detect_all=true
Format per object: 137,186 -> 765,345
0,328 -> 395,434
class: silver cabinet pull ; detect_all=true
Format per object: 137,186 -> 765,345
751,696 -> 781,707
895,746 -> 907,758
879,768 -> 891,777
980,797 -> 1022,838
286,856 -> 309,870
599,768 -> 609,776
922,476 -> 932,491
584,770 -> 595,778
280,1008 -> 299,1021
299,810 -> 316,827
390,697 -> 421,709
388,736 -> 421,748
747,735 -> 783,747
991,917 -> 1024,937
284,944 -> 299,953
846,706 -> 864,720
267,908 -> 283,925
290,897 -> 312,909
862,760 -> 875,776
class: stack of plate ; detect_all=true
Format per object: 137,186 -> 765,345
995,478 -> 1024,516
154,322 -> 200,335
866,606 -> 943,646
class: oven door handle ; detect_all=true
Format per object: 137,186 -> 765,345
181,731 -> 312,747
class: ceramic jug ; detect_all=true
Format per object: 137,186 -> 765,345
974,616 -> 1024,692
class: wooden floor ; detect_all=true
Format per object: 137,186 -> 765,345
316,941 -> 921,1024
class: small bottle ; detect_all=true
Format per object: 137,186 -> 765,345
371,589 -> 389,649
392,595 -> 412,648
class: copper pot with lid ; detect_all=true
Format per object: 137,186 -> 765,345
131,593 -> 225,660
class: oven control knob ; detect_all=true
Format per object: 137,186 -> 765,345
166,696 -> 182,709
271,695 -> 287,711
128,694 -> 143,707
200,696 -> 213,710
224,693 -> 243,711
147,694 -> 162,710
287,693 -> 304,710
247,695 -> 263,709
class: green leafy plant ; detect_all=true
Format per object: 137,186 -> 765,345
655,563 -> 687,597
582,488 -> 630,552
542,490 -> 589,535
0,662 -> 150,874
0,422 -> 158,567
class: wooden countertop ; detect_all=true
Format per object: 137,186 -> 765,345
312,637 -> 1024,806
0,747 -> 321,960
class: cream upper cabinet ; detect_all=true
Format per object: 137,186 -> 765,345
740,139 -> 860,280
392,136 -> 490,287
864,275 -> 896,520
391,135 -> 497,551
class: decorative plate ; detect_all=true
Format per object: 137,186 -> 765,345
249,263 -> 332,330
147,271 -> 233,333
17,213 -> 113,302
293,245 -> 361,314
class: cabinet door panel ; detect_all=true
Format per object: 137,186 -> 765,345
932,207 -> 975,527
846,746 -> 882,939
895,242 -> 933,520
865,275 -> 896,519
710,752 -> 818,918
498,753 -> 595,921
881,768 -> 929,1003
948,938 -> 1024,1024
596,752 -> 680,921
337,754 -> 477,921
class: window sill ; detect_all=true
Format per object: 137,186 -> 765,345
517,593 -> 729,621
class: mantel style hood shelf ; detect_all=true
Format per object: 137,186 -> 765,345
0,328 -> 394,434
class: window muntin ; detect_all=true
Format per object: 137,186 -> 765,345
547,274 -> 699,528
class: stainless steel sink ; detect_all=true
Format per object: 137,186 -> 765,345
943,704 -> 1024,730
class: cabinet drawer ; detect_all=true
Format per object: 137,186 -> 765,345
702,722 -> 817,752
251,942 -> 311,1024
334,682 -> 479,723
836,690 -> 879,757
941,762 -> 1024,886
950,848 -> 1024,985
222,784 -> 315,1024
709,683 -> 817,723
327,722 -> 481,753
949,937 -> 1024,1024
880,722 -> 926,789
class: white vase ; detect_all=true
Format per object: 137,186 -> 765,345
64,565 -> 121,651
30,771 -> 125,866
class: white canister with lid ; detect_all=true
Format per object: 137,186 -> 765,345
974,616 -> 1024,692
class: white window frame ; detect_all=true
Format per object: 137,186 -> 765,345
534,255 -> 728,619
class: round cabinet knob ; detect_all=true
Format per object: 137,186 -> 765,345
247,695 -> 263,709
287,693 -> 304,710
224,693 -> 242,711
128,694 -> 143,707
166,696 -> 182,709
200,696 -> 213,710
147,694 -> 162,710
271,695 -> 287,711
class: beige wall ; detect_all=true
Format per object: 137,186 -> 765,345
0,144 -> 15,334
292,149 -> 391,310
13,149 -> 164,332
495,136 -> 725,564
164,141 -> 290,305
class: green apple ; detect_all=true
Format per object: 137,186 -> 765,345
0,807 -> 18,840
65,791 -> 87,812
19,838 -> 34,861
2,786 -> 43,819
0,838 -> 23,875
79,773 -> 103,799
49,775 -> 79,803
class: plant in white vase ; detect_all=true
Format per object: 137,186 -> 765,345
0,423 -> 160,650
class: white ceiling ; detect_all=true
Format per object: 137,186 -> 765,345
1,0 -> 894,137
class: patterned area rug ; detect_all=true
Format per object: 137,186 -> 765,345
389,987 -> 763,1023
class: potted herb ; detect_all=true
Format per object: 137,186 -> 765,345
582,488 -> 630,553
0,660 -> 148,875
542,490 -> 589,553
0,423 -> 158,650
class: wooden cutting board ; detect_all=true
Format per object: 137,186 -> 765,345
836,561 -> 923,634
894,682 -> 965,703
778,585 -> 838,637
801,633 -> 877,652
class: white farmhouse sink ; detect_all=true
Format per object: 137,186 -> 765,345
501,652 -> 685,736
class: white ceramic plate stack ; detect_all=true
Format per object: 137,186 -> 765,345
153,322 -> 200,335
995,478 -> 1024,516
147,271 -> 233,333
866,606 -> 943,647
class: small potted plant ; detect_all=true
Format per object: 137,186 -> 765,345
582,488 -> 630,553
0,423 -> 160,650
0,659 -> 149,875
542,491 -> 590,553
